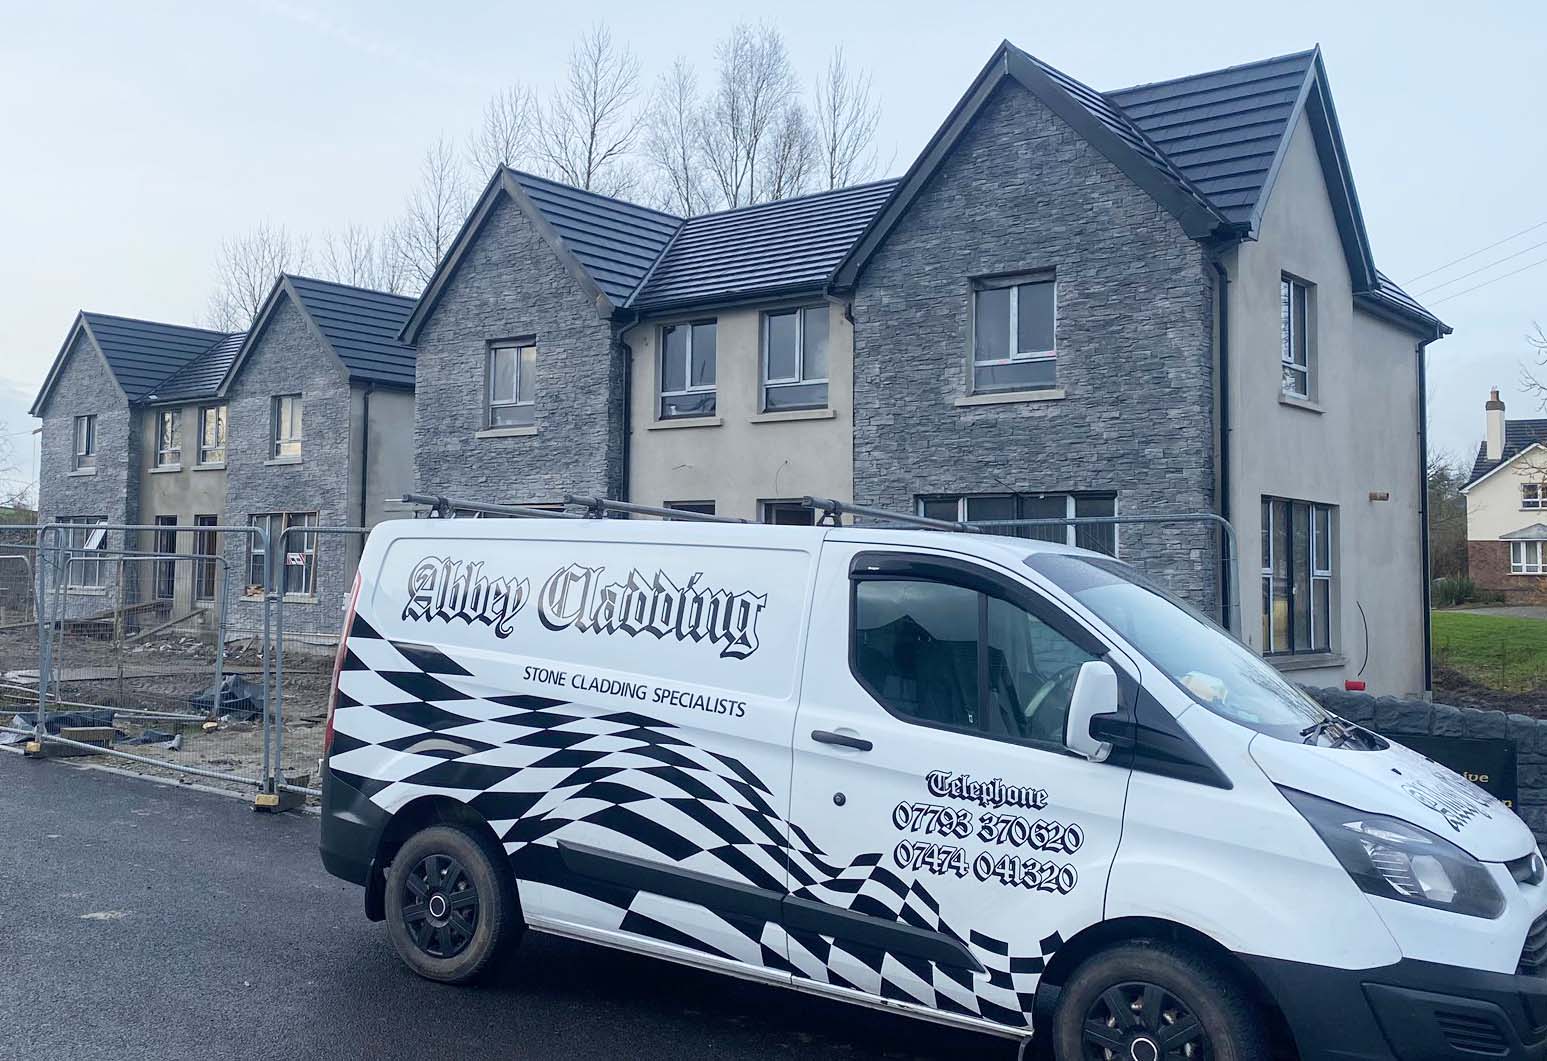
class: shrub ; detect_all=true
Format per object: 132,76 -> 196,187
1432,576 -> 1479,608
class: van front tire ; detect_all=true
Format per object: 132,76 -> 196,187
1051,941 -> 1267,1061
384,824 -> 520,984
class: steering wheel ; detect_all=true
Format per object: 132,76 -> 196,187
1020,664 -> 1085,743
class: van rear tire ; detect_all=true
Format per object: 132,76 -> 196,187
1050,941 -> 1267,1061
384,824 -> 520,984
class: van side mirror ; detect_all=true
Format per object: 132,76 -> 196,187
1065,659 -> 1119,762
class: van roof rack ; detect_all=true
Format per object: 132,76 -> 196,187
565,494 -> 749,524
400,494 -> 585,520
800,496 -> 980,533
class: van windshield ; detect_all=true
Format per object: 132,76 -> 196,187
1026,552 -> 1330,741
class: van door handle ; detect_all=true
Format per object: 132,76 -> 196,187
811,730 -> 872,752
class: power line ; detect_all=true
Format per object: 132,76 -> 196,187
1415,238 -> 1547,296
1406,218 -> 1547,283
1429,254 -> 1547,306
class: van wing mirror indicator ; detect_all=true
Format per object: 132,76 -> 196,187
1065,660 -> 1119,762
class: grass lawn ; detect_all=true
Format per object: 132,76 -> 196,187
1432,611 -> 1547,694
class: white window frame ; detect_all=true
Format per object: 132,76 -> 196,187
1261,497 -> 1334,656
1511,540 -> 1546,575
1523,483 -> 1544,511
62,516 -> 107,589
487,341 -> 537,428
198,404 -> 227,465
760,307 -> 829,409
658,321 -> 717,419
1281,276 -> 1312,399
272,395 -> 302,459
971,276 -> 1057,393
155,409 -> 181,467
248,511 -> 318,596
72,415 -> 96,470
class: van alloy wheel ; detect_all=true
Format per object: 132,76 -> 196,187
1081,981 -> 1209,1061
401,853 -> 480,959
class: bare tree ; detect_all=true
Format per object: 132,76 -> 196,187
642,58 -> 709,216
205,222 -> 309,330
764,100 -> 816,202
813,46 -> 882,190
699,23 -> 811,209
467,83 -> 537,178
536,25 -> 642,196
318,223 -> 410,294
393,136 -> 473,291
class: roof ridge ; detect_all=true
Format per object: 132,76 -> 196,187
1105,48 -> 1318,97
676,178 -> 901,224
81,310 -> 227,335
283,273 -> 418,304
504,167 -> 682,222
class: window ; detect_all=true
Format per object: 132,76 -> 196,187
1280,277 -> 1312,399
153,515 -> 177,600
72,415 -> 96,470
1260,498 -> 1334,655
154,410 -> 181,467
1512,541 -> 1546,575
972,275 -> 1056,393
272,395 -> 303,458
62,517 -> 107,589
762,307 -> 828,410
659,321 -> 716,419
762,500 -> 815,526
1524,484 -> 1544,511
249,512 -> 318,595
198,405 -> 227,465
194,515 -> 218,602
852,576 -> 1098,745
666,501 -> 716,519
488,342 -> 536,428
919,493 -> 1117,557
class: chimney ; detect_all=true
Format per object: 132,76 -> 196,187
1486,388 -> 1506,462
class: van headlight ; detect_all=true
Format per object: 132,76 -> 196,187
1281,787 -> 1505,919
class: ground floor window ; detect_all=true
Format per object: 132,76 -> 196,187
917,492 -> 1117,556
61,516 -> 107,589
249,512 -> 318,596
666,501 -> 716,519
1261,497 -> 1334,655
762,500 -> 815,526
1511,540 -> 1546,575
195,515 -> 219,601
153,515 -> 178,600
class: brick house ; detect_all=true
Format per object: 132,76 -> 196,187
1463,389 -> 1547,601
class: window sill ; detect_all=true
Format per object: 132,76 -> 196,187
476,426 -> 538,438
194,462 -> 226,472
65,586 -> 110,595
240,592 -> 319,603
149,464 -> 182,474
750,408 -> 835,424
1268,652 -> 1347,673
67,468 -> 97,478
955,388 -> 1066,407
264,456 -> 303,467
1279,393 -> 1324,414
647,416 -> 722,431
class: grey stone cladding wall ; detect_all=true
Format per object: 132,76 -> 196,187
222,295 -> 356,626
413,193 -> 624,504
35,331 -> 139,616
1307,686 -> 1547,850
849,82 -> 1219,611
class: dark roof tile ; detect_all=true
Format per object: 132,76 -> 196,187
81,314 -> 229,402
1469,419 -> 1547,486
285,275 -> 418,387
149,331 -> 245,402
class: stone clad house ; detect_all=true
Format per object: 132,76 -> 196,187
401,42 -> 1447,694
1463,390 -> 1547,601
32,275 -> 416,629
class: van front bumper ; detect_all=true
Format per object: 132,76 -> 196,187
1248,954 -> 1547,1060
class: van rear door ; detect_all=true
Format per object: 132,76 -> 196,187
783,542 -> 1134,1030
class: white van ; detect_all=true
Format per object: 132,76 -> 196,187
320,516 -> 1547,1060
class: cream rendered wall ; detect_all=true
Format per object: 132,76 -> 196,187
1466,455 -> 1547,540
625,300 -> 853,520
355,385 -> 416,528
1227,112 -> 1427,695
137,400 -> 228,617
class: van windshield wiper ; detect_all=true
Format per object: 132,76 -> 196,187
1300,717 -> 1349,747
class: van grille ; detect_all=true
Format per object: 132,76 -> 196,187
1434,1009 -> 1509,1055
1519,911 -> 1547,977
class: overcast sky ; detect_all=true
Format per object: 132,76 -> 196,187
2,0 -> 1543,500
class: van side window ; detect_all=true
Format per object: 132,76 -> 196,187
853,574 -> 1098,747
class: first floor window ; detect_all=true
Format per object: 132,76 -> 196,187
918,493 -> 1117,556
199,404 -> 227,464
194,515 -> 219,601
155,409 -> 181,466
762,500 -> 815,526
1281,276 -> 1313,399
1523,484 -> 1544,510
1511,541 -> 1546,575
249,512 -> 318,595
62,516 -> 107,589
488,341 -> 536,427
1261,497 -> 1333,655
73,415 -> 96,470
272,395 -> 302,458
762,306 -> 828,410
972,274 -> 1056,393
659,321 -> 717,419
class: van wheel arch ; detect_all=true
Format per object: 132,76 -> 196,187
1031,917 -> 1297,1060
366,796 -> 514,924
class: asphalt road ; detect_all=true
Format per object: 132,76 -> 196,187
0,751 -> 1015,1061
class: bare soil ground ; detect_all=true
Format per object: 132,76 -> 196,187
1433,665 -> 1547,718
